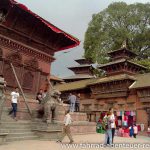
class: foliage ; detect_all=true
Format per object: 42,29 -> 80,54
134,59 -> 150,72
84,2 -> 150,67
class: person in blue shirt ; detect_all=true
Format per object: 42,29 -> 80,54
129,125 -> 134,137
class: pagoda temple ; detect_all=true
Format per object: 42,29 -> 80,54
97,42 -> 147,76
0,0 -> 79,94
63,58 -> 95,83
56,42 -> 150,130
0,1 -> 98,141
0,0 -> 80,121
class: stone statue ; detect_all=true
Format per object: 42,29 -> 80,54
41,80 -> 61,123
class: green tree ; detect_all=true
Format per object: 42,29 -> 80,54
84,2 -> 150,65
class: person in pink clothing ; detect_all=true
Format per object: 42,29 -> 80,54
133,123 -> 138,138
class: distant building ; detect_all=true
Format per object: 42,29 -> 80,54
63,58 -> 95,83
50,75 -> 64,86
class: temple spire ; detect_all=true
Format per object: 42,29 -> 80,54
121,39 -> 128,48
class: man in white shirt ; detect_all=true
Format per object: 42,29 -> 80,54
9,87 -> 20,120
57,110 -> 74,144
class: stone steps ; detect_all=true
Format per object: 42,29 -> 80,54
0,129 -> 33,133
0,117 -> 39,142
7,132 -> 36,138
6,135 -> 38,142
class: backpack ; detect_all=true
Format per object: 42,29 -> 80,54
102,116 -> 109,130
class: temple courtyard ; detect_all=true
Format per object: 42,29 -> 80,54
0,133 -> 150,150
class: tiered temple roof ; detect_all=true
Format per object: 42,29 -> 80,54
0,0 -> 79,93
57,41 -> 148,99
63,58 -> 95,82
0,0 -> 80,53
129,73 -> 150,89
75,58 -> 93,65
98,42 -> 147,76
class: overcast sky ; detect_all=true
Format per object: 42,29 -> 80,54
17,0 -> 150,77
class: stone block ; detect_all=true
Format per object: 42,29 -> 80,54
0,133 -> 8,144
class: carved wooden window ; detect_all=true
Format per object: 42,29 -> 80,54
128,103 -> 134,108
94,104 -> 99,110
118,104 -> 124,109
6,52 -> 22,64
83,104 -> 91,111
24,58 -> 38,69
23,72 -> 34,90
4,67 -> 16,87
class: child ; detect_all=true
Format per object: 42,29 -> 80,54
133,124 -> 138,138
148,126 -> 150,132
129,125 -> 134,137
147,126 -> 150,137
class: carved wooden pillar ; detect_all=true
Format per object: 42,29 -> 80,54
0,59 -> 4,75
0,48 -> 4,75
147,109 -> 150,126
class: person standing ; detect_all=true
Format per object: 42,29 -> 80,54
133,124 -> 138,138
107,107 -> 116,144
103,112 -> 113,146
42,90 -> 47,99
57,110 -> 74,144
68,93 -> 76,112
36,89 -> 43,104
109,107 -> 116,143
75,93 -> 80,112
129,124 -> 134,137
9,87 -> 20,121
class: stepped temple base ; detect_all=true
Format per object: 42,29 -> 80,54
1,93 -> 96,141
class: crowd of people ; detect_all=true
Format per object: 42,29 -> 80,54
36,90 -> 80,113
129,123 -> 138,138
102,108 -> 115,146
101,107 -> 139,147
7,87 -> 144,146
8,87 -> 80,121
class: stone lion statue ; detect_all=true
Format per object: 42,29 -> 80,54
41,82 -> 61,123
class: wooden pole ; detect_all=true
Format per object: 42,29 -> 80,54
0,94 -> 5,123
10,63 -> 32,116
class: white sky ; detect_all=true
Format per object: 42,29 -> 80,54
17,0 -> 150,77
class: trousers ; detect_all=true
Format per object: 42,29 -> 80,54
59,125 -> 73,142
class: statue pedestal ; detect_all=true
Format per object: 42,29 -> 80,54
32,122 -> 62,140
32,110 -> 96,140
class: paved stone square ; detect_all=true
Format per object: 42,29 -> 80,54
0,133 -> 150,150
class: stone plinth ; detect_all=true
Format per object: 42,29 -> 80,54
32,122 -> 62,140
0,133 -> 8,145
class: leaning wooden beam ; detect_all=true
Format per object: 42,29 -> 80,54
10,63 -> 32,116
0,95 -> 5,123
0,79 -> 6,122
